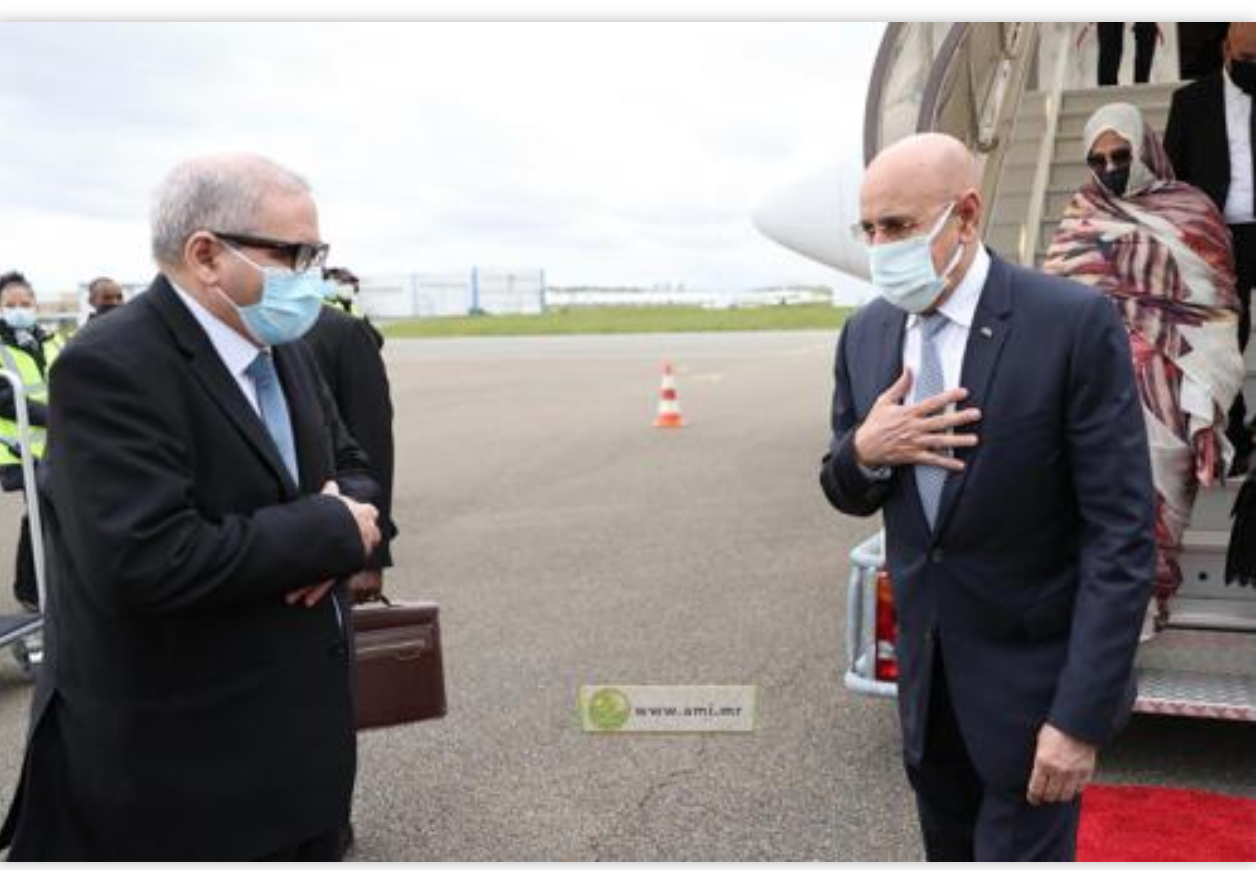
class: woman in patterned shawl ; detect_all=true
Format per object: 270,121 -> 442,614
1044,102 -> 1245,633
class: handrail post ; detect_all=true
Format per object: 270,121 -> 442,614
0,368 -> 46,612
1022,22 -> 1073,267
975,23 -> 1038,226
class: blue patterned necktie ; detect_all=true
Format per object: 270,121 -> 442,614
915,314 -> 950,529
245,351 -> 299,484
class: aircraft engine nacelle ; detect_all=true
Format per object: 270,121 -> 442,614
752,159 -> 869,283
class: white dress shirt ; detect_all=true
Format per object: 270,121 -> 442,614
903,244 -> 991,403
1223,69 -> 1255,225
169,280 -> 263,415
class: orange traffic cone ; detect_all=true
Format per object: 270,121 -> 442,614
653,362 -> 686,428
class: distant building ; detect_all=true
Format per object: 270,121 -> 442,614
357,269 -> 546,319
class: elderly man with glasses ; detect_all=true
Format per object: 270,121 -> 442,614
1,152 -> 383,861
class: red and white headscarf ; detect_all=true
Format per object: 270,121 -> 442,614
1046,102 -> 1244,487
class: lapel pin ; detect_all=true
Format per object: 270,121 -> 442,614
980,326 -> 993,339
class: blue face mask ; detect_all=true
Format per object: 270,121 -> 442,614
866,202 -> 965,314
3,307 -> 37,332
223,245 -> 331,346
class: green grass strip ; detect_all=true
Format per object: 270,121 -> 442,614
379,304 -> 852,338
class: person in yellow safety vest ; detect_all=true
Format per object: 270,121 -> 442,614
322,266 -> 365,316
322,266 -> 383,348
0,271 -> 63,611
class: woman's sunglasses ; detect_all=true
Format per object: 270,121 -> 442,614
1086,148 -> 1133,172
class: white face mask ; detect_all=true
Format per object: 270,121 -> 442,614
3,307 -> 37,332
219,244 -> 331,346
865,202 -> 965,314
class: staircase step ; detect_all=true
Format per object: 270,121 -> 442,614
1138,622 -> 1256,673
1184,528 -> 1231,553
1062,82 -> 1181,101
1191,481 -> 1242,532
995,191 -> 1076,226
1177,553 -> 1253,601
1046,163 -> 1091,193
1134,668 -> 1256,720
1003,137 -> 1045,169
1058,81 -> 1179,112
1178,528 -> 1254,603
1166,598 -> 1256,630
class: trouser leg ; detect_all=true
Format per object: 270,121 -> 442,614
1133,23 -> 1157,82
13,512 -> 37,607
1228,224 -> 1255,475
1097,23 -> 1125,86
975,786 -> 1082,861
903,647 -> 983,861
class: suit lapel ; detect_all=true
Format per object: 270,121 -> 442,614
877,305 -> 908,394
148,276 -> 299,497
932,255 -> 1014,539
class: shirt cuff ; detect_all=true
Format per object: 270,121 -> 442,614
858,463 -> 892,481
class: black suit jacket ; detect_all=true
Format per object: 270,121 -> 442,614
1164,72 -> 1235,213
0,275 -> 380,859
303,305 -> 397,568
821,254 -> 1155,788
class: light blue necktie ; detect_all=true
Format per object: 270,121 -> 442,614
246,351 -> 299,484
915,314 -> 950,529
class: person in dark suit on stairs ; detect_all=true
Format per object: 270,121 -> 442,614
1165,22 -> 1256,476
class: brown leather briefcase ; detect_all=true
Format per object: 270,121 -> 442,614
352,599 -> 447,730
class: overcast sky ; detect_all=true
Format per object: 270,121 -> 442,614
0,22 -> 880,297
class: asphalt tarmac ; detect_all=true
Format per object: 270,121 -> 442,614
1,330 -> 1253,860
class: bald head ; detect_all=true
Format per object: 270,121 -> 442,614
858,133 -> 985,311
862,133 -> 981,215
858,133 -> 984,246
1227,23 -> 1256,63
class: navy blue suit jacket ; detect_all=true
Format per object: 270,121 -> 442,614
821,253 -> 1155,788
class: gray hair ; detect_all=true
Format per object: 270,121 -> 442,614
149,153 -> 311,268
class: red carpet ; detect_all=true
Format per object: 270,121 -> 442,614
1078,784 -> 1256,861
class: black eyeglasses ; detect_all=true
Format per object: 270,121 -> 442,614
1086,148 -> 1133,172
212,231 -> 330,273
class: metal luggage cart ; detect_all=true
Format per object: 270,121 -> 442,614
0,368 -> 47,679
